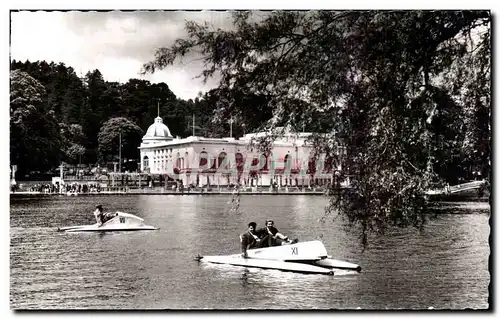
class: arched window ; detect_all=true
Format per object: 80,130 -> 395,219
284,154 -> 292,172
308,157 -> 316,175
199,151 -> 208,168
218,152 -> 227,169
260,154 -> 268,170
175,153 -> 181,169
211,153 -> 217,169
184,152 -> 189,168
251,157 -> 260,167
267,152 -> 275,170
235,153 -> 244,172
143,156 -> 149,170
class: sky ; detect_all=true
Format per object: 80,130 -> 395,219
10,10 -> 237,100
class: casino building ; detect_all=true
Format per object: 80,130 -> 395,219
138,115 -> 342,188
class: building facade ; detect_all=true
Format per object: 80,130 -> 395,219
138,116 -> 341,188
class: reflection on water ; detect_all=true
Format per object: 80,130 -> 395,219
10,195 -> 490,309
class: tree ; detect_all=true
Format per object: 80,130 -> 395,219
97,117 -> 143,170
10,60 -> 88,128
198,87 -> 274,138
143,11 -> 491,244
81,69 -> 108,162
60,123 -> 86,164
11,59 -> 222,169
10,69 -> 62,177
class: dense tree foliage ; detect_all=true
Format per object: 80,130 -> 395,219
143,11 -> 491,239
60,123 -> 86,165
10,70 -> 62,177
97,117 -> 143,170
10,59 -> 244,176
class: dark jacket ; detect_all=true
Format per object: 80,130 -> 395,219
256,226 -> 280,247
241,231 -> 260,253
257,226 -> 278,237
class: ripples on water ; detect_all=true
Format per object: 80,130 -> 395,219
10,195 -> 490,309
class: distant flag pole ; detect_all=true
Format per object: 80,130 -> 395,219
229,116 -> 233,138
193,114 -> 195,136
119,131 -> 122,173
157,100 -> 160,117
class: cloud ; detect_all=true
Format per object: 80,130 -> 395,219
10,10 -> 236,100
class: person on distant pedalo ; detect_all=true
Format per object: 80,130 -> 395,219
93,205 -> 104,226
93,204 -> 117,226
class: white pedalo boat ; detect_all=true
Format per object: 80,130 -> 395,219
196,240 -> 361,275
58,212 -> 158,232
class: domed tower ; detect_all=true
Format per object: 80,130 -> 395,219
141,116 -> 174,144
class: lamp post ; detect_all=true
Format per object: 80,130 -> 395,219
118,131 -> 122,173
229,116 -> 234,138
59,163 -> 64,180
11,165 -> 17,186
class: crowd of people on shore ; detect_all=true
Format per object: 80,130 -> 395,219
10,178 -> 329,195
11,182 -> 102,194
64,183 -> 102,194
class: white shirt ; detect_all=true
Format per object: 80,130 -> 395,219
93,209 -> 102,223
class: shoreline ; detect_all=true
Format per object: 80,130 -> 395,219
9,189 -> 327,197
9,190 -> 489,202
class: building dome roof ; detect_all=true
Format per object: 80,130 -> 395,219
142,116 -> 173,144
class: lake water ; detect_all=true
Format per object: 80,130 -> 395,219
10,195 -> 490,310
